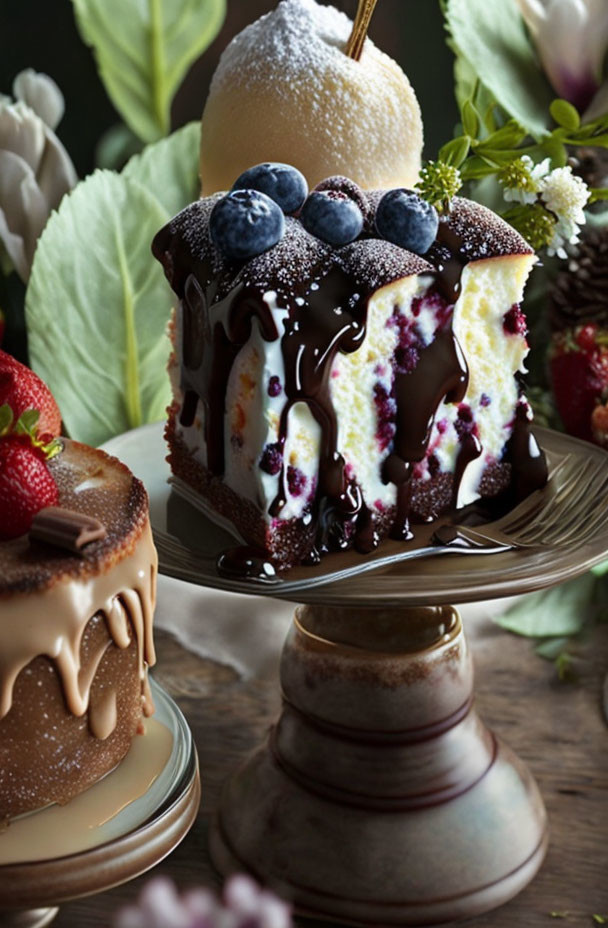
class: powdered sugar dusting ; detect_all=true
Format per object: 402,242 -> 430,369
211,0 -> 358,98
203,0 -> 421,191
234,217 -> 331,299
338,240 -> 432,292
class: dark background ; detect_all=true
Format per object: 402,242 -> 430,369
0,0 -> 458,177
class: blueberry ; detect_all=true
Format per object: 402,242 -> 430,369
232,163 -> 308,214
210,189 -> 285,261
375,189 -> 439,255
300,191 -> 364,246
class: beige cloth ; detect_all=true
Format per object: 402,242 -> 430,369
155,573 -> 513,681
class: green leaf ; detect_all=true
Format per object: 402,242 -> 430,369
460,156 -> 502,180
71,0 -> 226,142
453,55 -> 479,115
550,99 -> 581,131
96,122 -> 144,171
439,136 -> 471,167
25,125 -> 200,446
539,135 -> 569,167
0,404 -> 13,437
534,637 -> 572,660
461,100 -> 480,138
445,0 -> 554,138
15,409 -> 40,437
496,574 -> 596,638
123,121 -> 200,215
25,170 -> 173,447
592,560 -> 608,577
474,119 -> 528,151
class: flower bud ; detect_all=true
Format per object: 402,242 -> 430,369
0,75 -> 76,282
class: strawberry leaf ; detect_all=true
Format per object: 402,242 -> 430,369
40,436 -> 63,460
0,404 -> 13,437
15,409 -> 40,438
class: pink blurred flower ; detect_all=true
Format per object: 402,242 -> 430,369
516,0 -> 608,115
113,875 -> 292,928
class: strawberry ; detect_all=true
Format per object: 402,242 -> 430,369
549,326 -> 608,443
0,351 -> 61,438
591,402 -> 608,448
0,405 -> 60,540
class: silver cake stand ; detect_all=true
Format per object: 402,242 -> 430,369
108,424 -> 608,926
0,681 -> 200,928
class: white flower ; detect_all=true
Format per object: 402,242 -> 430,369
539,165 -> 590,223
546,223 -> 576,258
12,69 -> 65,131
539,165 -> 590,257
0,72 -> 76,282
516,0 -> 608,114
501,155 -> 551,205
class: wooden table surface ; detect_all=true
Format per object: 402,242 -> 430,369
53,614 -> 608,928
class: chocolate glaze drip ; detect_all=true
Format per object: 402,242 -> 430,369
180,275 -> 278,474
152,192 -> 547,572
429,222 -> 470,304
505,404 -> 548,502
383,327 -> 469,537
217,546 -> 277,581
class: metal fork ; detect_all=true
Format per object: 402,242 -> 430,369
441,453 -> 608,551
152,451 -> 608,592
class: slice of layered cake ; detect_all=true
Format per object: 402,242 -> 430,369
153,168 -> 547,570
0,353 -> 157,818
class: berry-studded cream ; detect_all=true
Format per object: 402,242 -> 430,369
153,165 -> 547,569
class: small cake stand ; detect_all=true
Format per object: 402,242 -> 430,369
0,681 -> 200,928
106,424 -> 608,925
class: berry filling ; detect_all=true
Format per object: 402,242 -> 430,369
260,442 -> 283,475
503,304 -> 528,337
455,404 -> 480,440
373,382 -> 397,450
267,375 -> 282,397
287,465 -> 307,497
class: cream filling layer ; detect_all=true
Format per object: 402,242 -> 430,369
0,520 -> 157,724
172,253 -> 536,521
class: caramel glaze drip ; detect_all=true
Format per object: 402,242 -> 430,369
0,522 -> 157,731
154,206 -> 547,573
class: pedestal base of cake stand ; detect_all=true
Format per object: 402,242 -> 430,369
210,604 -> 548,926
0,681 -> 200,927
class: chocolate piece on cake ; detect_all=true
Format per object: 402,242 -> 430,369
0,440 -> 157,818
153,183 -> 547,570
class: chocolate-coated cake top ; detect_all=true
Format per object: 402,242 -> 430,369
152,190 -> 532,306
0,440 -> 148,596
440,197 -> 533,262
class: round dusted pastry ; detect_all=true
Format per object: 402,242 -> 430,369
0,440 -> 157,819
199,0 -> 423,195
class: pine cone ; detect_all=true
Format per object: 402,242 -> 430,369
572,147 -> 608,190
549,226 -> 608,332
